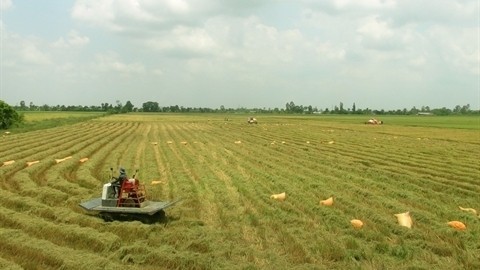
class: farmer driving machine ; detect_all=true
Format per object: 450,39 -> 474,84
79,168 -> 180,223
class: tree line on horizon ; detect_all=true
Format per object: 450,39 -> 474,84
2,99 -> 477,130
10,100 -> 479,116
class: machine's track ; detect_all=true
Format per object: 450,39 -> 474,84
99,210 -> 166,224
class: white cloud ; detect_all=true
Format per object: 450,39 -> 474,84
71,0 -> 201,32
145,25 -> 218,55
409,56 -> 426,67
333,0 -> 396,9
315,42 -> 346,60
165,0 -> 190,14
152,68 -> 164,75
113,0 -> 160,24
390,0 -> 477,26
71,0 -> 118,30
20,43 -> 51,65
70,1 -> 349,66
301,0 -> 395,15
93,52 -> 145,74
71,0 -> 273,34
53,30 -> 90,48
427,26 -> 480,75
357,15 -> 393,40
0,0 -> 12,11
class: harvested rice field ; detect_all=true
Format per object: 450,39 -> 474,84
0,114 -> 479,269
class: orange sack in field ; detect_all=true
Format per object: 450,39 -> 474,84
447,221 -> 466,231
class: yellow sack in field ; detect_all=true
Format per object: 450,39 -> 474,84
350,219 -> 364,229
55,156 -> 72,164
26,160 -> 40,167
458,206 -> 477,215
2,160 -> 15,166
151,180 -> 164,185
320,197 -> 334,206
394,211 -> 412,228
270,192 -> 286,201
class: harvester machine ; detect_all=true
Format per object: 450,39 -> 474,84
79,168 -> 181,223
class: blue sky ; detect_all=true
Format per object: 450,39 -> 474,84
1,0 -> 478,110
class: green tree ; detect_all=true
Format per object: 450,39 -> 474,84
460,104 -> 470,114
29,101 -> 37,111
115,100 -> 123,112
285,101 -> 295,113
307,105 -> 313,114
453,105 -> 461,114
0,100 -> 24,129
101,103 -> 111,111
339,102 -> 345,114
409,106 -> 419,115
19,100 -> 27,110
142,101 -> 160,112
123,101 -> 134,112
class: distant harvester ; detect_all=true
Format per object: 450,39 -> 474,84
365,118 -> 383,125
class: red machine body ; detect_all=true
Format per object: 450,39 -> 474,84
117,178 -> 146,207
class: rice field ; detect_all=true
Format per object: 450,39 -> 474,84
0,113 -> 479,270
21,111 -> 104,122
